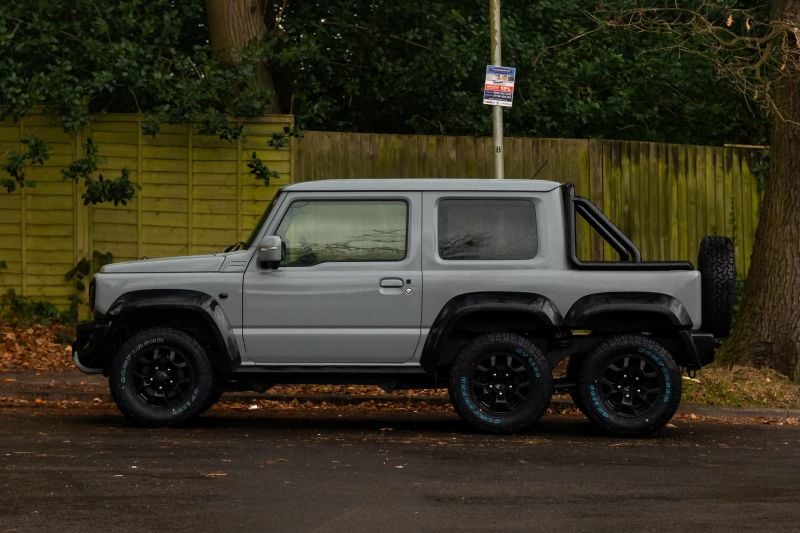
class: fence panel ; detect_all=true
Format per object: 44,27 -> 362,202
1,120 -> 763,309
294,131 -> 762,274
0,113 -> 293,308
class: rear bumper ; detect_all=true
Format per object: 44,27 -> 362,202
72,320 -> 110,374
680,330 -> 716,370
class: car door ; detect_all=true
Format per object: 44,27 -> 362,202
241,191 -> 423,365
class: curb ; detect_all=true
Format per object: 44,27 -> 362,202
675,403 -> 800,420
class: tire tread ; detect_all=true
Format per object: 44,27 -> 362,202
448,332 -> 553,434
109,327 -> 215,427
698,236 -> 736,337
576,334 -> 681,437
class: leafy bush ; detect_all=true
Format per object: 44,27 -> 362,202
0,289 -> 72,326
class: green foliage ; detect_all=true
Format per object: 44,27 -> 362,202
217,124 -> 247,142
266,0 -> 765,144
247,152 -> 280,187
267,127 -> 303,149
2,134 -> 49,192
0,289 -> 70,326
0,0 -> 766,148
65,251 -> 113,317
267,132 -> 290,150
81,169 -> 137,206
0,1 -> 273,137
61,139 -> 138,205
246,127 -> 301,185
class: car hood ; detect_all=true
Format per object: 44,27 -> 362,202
101,254 -> 227,274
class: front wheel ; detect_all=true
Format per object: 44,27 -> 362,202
448,332 -> 553,434
109,327 -> 216,427
576,335 -> 681,437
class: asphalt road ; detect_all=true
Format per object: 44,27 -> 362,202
1,406 -> 799,533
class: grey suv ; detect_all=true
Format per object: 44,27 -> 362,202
73,179 -> 735,436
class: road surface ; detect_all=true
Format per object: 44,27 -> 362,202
1,406 -> 799,532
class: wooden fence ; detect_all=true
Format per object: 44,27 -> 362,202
0,113 -> 292,308
1,119 -> 762,309
295,131 -> 762,274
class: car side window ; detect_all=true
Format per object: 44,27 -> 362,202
276,199 -> 408,266
438,198 -> 538,260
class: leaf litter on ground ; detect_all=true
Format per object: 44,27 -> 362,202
2,323 -> 800,414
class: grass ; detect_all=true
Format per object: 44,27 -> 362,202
683,363 -> 800,410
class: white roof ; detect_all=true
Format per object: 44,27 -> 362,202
284,179 -> 562,193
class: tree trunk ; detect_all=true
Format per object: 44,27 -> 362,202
721,1 -> 800,381
205,0 -> 281,113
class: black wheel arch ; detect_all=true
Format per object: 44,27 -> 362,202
101,289 -> 241,375
565,292 -> 693,331
420,292 -> 563,373
565,292 -> 711,370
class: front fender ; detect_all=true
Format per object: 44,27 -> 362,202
104,289 -> 240,373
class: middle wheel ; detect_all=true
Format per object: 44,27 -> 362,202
448,332 -> 553,433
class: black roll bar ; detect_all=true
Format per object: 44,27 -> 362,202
562,184 -> 693,271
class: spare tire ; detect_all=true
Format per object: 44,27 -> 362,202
697,236 -> 736,337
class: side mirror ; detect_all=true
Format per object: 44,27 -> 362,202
258,236 -> 283,269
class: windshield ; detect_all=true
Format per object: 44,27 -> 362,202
245,189 -> 284,248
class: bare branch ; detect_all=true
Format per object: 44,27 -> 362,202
586,1 -> 800,125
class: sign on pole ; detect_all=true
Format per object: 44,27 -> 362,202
483,65 -> 516,108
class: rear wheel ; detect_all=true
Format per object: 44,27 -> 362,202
109,327 -> 216,427
448,332 -> 553,433
576,335 -> 681,437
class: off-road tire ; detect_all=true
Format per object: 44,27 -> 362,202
448,332 -> 553,434
698,236 -> 736,337
199,389 -> 223,414
576,335 -> 681,437
109,327 -> 216,427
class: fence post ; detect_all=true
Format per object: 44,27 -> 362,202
72,127 -> 91,318
18,119 -> 27,296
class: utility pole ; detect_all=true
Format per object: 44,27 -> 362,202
490,0 -> 504,179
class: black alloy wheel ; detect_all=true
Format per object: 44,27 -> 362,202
576,335 -> 681,437
595,353 -> 664,417
129,346 -> 195,409
470,353 -> 534,415
449,332 -> 553,434
109,327 -> 215,426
